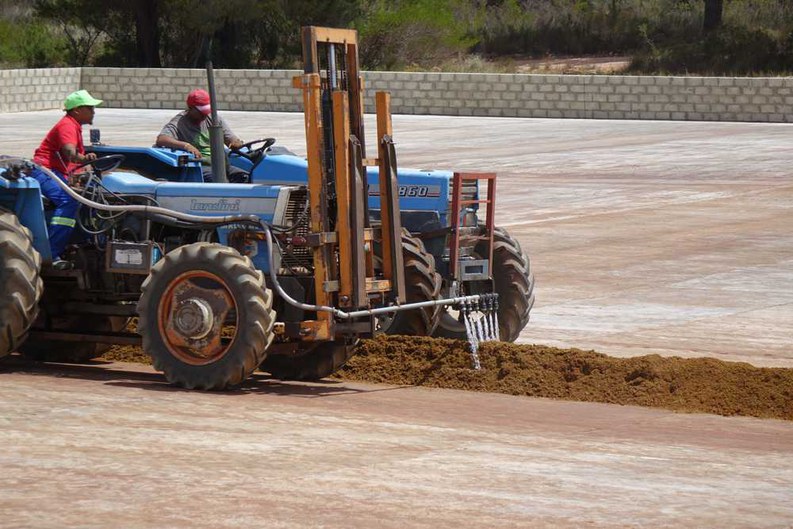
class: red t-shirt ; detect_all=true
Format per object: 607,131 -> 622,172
33,114 -> 85,176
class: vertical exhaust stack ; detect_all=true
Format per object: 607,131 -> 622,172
206,61 -> 227,183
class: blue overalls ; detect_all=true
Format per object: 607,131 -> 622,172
30,167 -> 79,260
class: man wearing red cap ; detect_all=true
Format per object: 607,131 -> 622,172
155,89 -> 248,182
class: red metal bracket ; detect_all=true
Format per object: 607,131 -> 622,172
449,172 -> 497,280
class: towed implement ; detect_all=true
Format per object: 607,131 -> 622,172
0,27 -> 533,389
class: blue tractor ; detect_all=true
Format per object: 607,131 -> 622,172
0,27 -> 532,390
90,137 -> 535,344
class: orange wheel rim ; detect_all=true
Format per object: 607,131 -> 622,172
157,270 -> 239,365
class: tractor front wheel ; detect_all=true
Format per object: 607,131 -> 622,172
137,243 -> 276,390
0,208 -> 43,358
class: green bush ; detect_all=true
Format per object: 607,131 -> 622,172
0,19 -> 67,67
631,23 -> 792,74
356,0 -> 478,70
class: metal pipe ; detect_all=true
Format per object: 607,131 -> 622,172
7,160 -> 250,225
206,61 -> 227,183
258,222 -> 484,320
328,44 -> 337,90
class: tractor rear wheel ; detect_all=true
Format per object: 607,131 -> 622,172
376,230 -> 442,337
20,315 -> 128,363
0,208 -> 43,358
433,226 -> 534,342
260,340 -> 357,381
137,243 -> 276,390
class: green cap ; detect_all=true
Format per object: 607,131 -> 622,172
64,89 -> 103,110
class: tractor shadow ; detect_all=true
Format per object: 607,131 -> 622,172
1,355 -> 387,398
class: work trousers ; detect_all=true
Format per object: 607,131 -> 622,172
31,167 -> 78,260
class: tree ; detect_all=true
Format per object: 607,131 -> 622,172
34,0 -> 106,65
133,0 -> 161,67
703,0 -> 723,32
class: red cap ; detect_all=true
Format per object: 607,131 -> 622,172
186,89 -> 211,115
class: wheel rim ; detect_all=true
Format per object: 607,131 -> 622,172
157,270 -> 238,365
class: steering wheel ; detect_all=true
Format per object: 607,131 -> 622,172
69,154 -> 125,175
230,137 -> 276,162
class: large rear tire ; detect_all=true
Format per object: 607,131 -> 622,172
260,340 -> 357,381
376,230 -> 442,336
21,315 -> 128,363
0,208 -> 43,358
137,243 -> 276,390
433,226 -> 534,342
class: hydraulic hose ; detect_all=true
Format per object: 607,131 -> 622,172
8,158 -> 486,320
6,158 -> 260,226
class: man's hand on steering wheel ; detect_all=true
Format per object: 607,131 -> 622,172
69,154 -> 125,179
230,137 -> 276,162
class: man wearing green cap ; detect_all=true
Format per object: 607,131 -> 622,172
31,89 -> 103,270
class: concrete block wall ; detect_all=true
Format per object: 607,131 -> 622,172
0,68 -> 81,113
80,68 -> 302,112
2,67 -> 792,123
363,72 -> 793,122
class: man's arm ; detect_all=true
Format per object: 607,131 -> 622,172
219,116 -> 243,150
156,134 -> 202,159
60,144 -> 96,165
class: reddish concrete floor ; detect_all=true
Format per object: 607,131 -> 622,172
1,110 -> 792,528
1,360 -> 792,529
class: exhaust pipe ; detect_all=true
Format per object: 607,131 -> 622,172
206,61 -> 227,183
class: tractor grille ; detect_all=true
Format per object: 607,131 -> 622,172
281,188 -> 313,273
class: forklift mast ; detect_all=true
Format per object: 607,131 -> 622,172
293,26 -> 406,340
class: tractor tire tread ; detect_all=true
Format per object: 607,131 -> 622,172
380,230 -> 442,336
137,243 -> 276,390
0,208 -> 43,358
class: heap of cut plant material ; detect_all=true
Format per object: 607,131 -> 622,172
102,335 -> 793,421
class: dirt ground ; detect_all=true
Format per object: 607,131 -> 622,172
102,335 -> 793,421
513,55 -> 631,74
